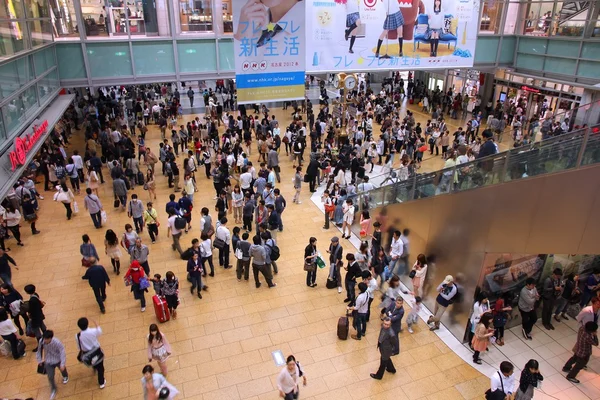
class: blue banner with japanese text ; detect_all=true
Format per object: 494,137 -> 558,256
233,0 -> 306,104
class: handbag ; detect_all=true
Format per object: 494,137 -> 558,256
101,210 -> 107,223
409,270 -> 417,279
37,363 -> 47,375
124,275 -> 133,286
304,260 -> 316,272
81,257 -> 93,267
213,237 -> 226,249
485,372 -> 505,400
234,244 -> 243,260
73,201 -> 79,213
139,276 -> 151,290
24,213 -> 37,221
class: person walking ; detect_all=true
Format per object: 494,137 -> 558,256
158,272 -> 179,318
341,199 -> 355,239
143,202 -> 160,244
141,364 -> 178,400
128,193 -> 146,233
427,275 -> 457,331
0,308 -> 25,359
293,166 -> 302,204
0,249 -> 18,286
24,284 -> 45,350
199,232 -> 215,277
471,314 -> 494,364
304,237 -> 318,287
4,205 -> 23,246
369,317 -> 397,380
562,321 -> 598,384
518,278 -> 539,340
83,188 -> 103,229
147,324 -> 172,376
55,184 -> 75,220
124,260 -> 148,312
187,253 -> 204,299
250,236 -> 276,288
166,208 -> 183,255
554,273 -> 579,323
541,268 -> 562,330
75,317 -> 105,389
104,229 -> 122,275
81,259 -> 110,314
385,297 -> 404,351
276,355 -> 307,400
130,238 -> 151,276
36,330 -> 69,400
515,359 -> 543,400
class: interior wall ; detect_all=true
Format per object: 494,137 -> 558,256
364,163 -> 600,340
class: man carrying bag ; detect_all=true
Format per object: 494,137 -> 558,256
75,317 -> 106,389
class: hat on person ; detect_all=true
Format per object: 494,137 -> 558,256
331,236 -> 339,243
443,275 -> 454,284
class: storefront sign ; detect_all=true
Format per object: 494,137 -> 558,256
8,120 -> 49,171
521,85 -> 540,94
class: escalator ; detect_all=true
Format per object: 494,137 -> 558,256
558,1 -> 590,25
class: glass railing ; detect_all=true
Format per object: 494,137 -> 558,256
352,125 -> 600,220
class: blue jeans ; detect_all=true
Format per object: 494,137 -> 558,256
0,272 -> 11,286
355,313 -> 367,338
90,211 -> 102,228
345,279 -> 356,302
554,297 -> 569,316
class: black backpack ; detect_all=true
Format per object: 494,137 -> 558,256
180,247 -> 194,260
267,242 -> 280,261
174,216 -> 187,230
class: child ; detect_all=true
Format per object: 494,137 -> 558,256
151,273 -> 163,294
406,296 -> 422,334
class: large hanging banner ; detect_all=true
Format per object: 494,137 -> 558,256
233,0 -> 306,104
306,0 -> 479,72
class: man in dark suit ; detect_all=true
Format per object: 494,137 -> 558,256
370,317 -> 397,380
82,259 -> 111,314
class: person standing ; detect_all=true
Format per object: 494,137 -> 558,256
187,253 -> 204,299
128,193 -> 145,233
344,253 -> 361,303
304,237 -> 318,288
563,321 -> 598,384
83,188 -> 103,229
541,268 -> 563,330
292,166 -> 302,204
24,284 -> 45,350
348,282 -> 369,340
518,278 -> 539,340
471,314 -> 494,364
388,230 -> 404,278
36,330 -> 68,400
580,268 -> 600,307
369,317 -> 397,380
147,324 -> 172,377
276,355 -> 307,400
0,249 -> 18,286
0,284 -> 28,336
75,318 -> 105,389
250,236 -> 276,288
166,208 -> 183,255
112,175 -> 128,210
0,308 -> 25,359
554,273 -> 578,322
576,296 -> 600,328
81,259 -> 110,314
236,232 -> 252,282
410,254 -> 427,298
341,199 -> 355,239
489,361 -> 517,399
187,87 -> 194,108
327,237 -> 344,293
427,275 -> 457,331
159,272 -> 179,319
215,217 -> 232,269
274,189 -> 286,231
515,359 -> 543,400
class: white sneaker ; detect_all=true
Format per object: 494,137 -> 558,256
39,195 -> 44,200
63,376 -> 69,384
408,327 -> 414,334
100,380 -> 106,389
141,307 -> 146,312
50,390 -> 56,400
337,287 -> 342,293
296,201 -> 302,204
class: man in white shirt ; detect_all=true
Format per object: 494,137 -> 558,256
216,217 -> 232,269
110,129 -> 121,144
388,230 -> 404,278
76,318 -> 105,389
348,282 -> 370,340
71,150 -> 85,184
489,361 -> 516,399
167,208 -> 183,255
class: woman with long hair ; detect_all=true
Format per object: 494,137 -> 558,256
147,324 -> 172,376
471,313 -> 494,364
469,291 -> 491,348
160,272 -> 179,319
145,169 -> 156,200
104,229 -> 122,274
427,0 -> 444,56
276,355 -> 307,400
4,205 -> 23,246
304,237 -> 318,288
55,183 -> 75,220
410,254 -> 428,298
515,359 -> 543,400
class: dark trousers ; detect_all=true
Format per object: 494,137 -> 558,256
218,246 -> 230,267
355,312 -> 367,338
473,350 -> 481,362
133,285 -> 146,308
70,177 -> 80,192
243,215 -> 253,231
90,211 -> 102,228
374,356 -> 396,378
520,308 -> 537,335
284,391 -> 299,400
202,255 -> 215,275
133,216 -> 144,233
8,225 -> 21,243
366,297 -> 374,322
309,176 -> 317,192
252,263 -> 274,287
139,261 -> 150,276
190,274 -> 203,292
237,259 -> 250,280
306,268 -> 316,286
94,360 -> 105,385
345,279 -> 356,302
11,313 -> 28,335
542,297 -> 556,326
31,320 -> 47,342
564,354 -> 589,379
1,333 -> 20,359
147,223 -> 158,242
92,285 -> 107,311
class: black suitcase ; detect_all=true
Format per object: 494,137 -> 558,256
137,171 -> 145,185
114,199 -> 120,208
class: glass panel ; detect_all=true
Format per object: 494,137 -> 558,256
33,47 -> 52,75
29,20 -> 53,47
218,39 -> 234,71
53,0 -> 80,38
547,39 -> 579,58
480,0 -> 504,34
578,60 -> 600,79
87,42 -> 133,77
26,0 -> 50,18
177,0 -> 213,33
0,56 -> 33,99
2,85 -> 39,137
56,43 -> 86,79
38,69 -> 59,103
222,0 -> 232,34
0,21 -> 29,57
132,41 -> 175,75
553,20 -> 586,38
0,115 -> 5,142
503,0 -> 519,34
593,21 -> 600,37
499,36 -> 516,63
517,37 -> 547,54
177,40 -> 216,71
1,0 -> 26,19
474,36 -> 498,64
581,42 -> 600,60
515,53 -> 544,70
522,2 -> 555,36
544,56 -> 576,75
581,127 -> 600,166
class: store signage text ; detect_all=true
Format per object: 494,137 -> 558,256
9,120 -> 49,171
521,85 -> 540,94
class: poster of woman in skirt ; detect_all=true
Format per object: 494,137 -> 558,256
336,0 -> 362,54
375,0 -> 404,58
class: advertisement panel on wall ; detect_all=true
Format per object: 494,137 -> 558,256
306,0 -> 479,72
232,0 -> 306,104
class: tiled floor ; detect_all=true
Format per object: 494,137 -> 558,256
0,100 -> 537,400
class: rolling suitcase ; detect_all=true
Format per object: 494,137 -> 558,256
153,295 -> 170,323
337,312 -> 350,340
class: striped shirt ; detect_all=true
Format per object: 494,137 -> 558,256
37,338 -> 67,367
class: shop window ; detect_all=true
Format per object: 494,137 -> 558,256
38,69 -> 59,103
2,84 -> 38,137
1,0 -> 26,19
177,0 -> 213,33
0,20 -> 29,57
552,19 -> 586,37
52,0 -> 81,38
222,0 -> 232,34
26,0 -> 50,18
479,0 -> 504,34
522,2 -> 555,36
29,19 -> 53,47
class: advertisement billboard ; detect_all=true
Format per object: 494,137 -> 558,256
232,0 -> 306,104
306,0 -> 479,72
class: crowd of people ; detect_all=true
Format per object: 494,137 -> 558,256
0,77 -> 589,400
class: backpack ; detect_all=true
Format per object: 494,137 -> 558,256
266,242 -> 280,261
55,166 -> 66,179
174,216 -> 187,230
180,247 -> 194,260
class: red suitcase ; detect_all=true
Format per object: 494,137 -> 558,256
153,295 -> 170,323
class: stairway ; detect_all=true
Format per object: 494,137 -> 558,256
558,1 -> 590,25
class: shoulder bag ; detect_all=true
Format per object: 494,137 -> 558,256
484,372 -> 505,400
77,333 -> 105,367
